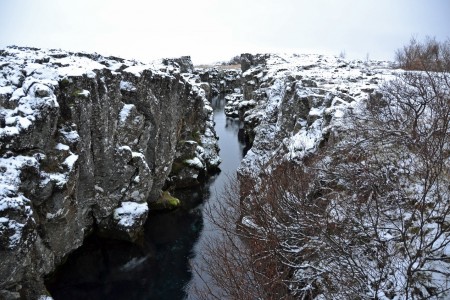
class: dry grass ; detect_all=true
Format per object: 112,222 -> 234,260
195,64 -> 241,70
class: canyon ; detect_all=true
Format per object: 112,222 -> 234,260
1,45 -> 449,299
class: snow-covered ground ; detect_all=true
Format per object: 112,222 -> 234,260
236,53 -> 396,175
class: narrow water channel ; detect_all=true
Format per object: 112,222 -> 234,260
45,95 -> 245,299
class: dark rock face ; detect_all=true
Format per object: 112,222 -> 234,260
0,46 -> 219,298
196,68 -> 241,96
162,56 -> 194,73
240,53 -> 270,73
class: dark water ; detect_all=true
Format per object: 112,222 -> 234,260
45,95 -> 245,300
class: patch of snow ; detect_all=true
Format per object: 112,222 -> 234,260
120,80 -> 137,92
0,85 -> 16,95
119,104 -> 135,123
60,129 -> 80,143
113,201 -> 148,228
0,155 -> 36,249
131,151 -> 145,160
77,89 -> 90,97
118,145 -> 132,152
55,143 -> 70,151
123,65 -> 149,77
185,157 -> 204,169
42,172 -> 68,188
241,216 -> 261,230
308,106 -> 324,117
46,209 -> 65,220
55,56 -> 105,78
63,153 -> 78,171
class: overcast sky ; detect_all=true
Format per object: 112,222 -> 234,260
0,0 -> 449,64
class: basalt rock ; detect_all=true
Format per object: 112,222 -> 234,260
195,67 -> 241,96
0,46 -> 219,298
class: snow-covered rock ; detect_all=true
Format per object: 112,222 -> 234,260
236,53 -> 394,175
0,46 -> 219,298
196,67 -> 241,96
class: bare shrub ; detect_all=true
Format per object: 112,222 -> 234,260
316,69 -> 450,299
190,174 -> 296,300
396,36 -> 450,72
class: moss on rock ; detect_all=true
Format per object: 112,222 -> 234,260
149,191 -> 181,210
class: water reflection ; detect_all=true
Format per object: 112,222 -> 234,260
185,95 -> 245,297
46,186 -> 207,300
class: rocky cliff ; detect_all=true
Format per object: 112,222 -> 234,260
0,46 -> 219,299
196,67 -> 241,97
226,53 -> 393,175
220,53 -> 450,299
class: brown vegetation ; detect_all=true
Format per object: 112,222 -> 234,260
396,36 -> 450,72
195,64 -> 241,70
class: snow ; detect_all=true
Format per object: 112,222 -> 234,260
238,53 -> 395,176
60,128 -> 80,143
241,216 -> 261,230
287,118 -> 324,158
0,46 -> 218,260
445,244 -> 450,256
18,116 -> 32,129
0,156 -> 38,199
40,172 -> 68,188
46,209 -> 65,220
185,157 -> 204,169
0,155 -> 36,249
10,86 -> 25,100
113,201 -> 148,228
119,103 -> 135,123
308,106 -> 324,117
131,151 -> 145,159
123,65 -> 149,77
0,85 -> 16,95
120,80 -> 137,92
63,153 -> 78,171
56,56 -> 105,78
77,89 -> 90,97
0,81 -> 58,139
55,143 -> 70,151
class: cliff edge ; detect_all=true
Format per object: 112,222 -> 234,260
0,46 -> 219,299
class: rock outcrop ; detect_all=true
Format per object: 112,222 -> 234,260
0,46 -> 219,299
228,53 -> 394,175
196,67 -> 241,96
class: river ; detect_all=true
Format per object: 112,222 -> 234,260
45,95 -> 245,299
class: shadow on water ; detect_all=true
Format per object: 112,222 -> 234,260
45,95 -> 244,299
45,186 -> 208,300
